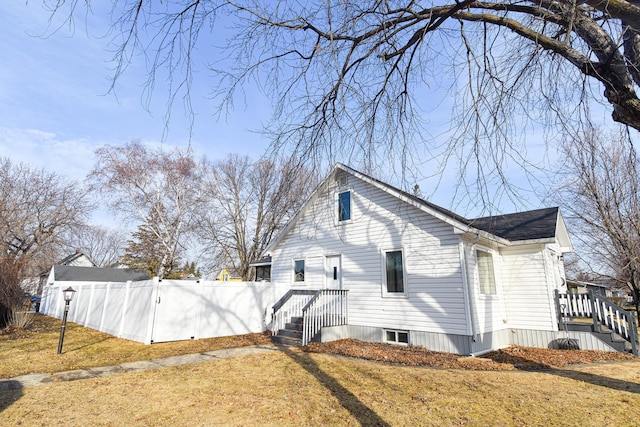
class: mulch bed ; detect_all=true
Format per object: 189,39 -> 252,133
304,339 -> 636,371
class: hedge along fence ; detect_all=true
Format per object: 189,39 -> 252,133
41,279 -> 290,344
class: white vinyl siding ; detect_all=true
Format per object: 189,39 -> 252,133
464,244 -> 507,334
502,246 -> 556,331
269,173 -> 469,335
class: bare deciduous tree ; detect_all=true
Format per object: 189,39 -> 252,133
557,127 -> 640,317
0,157 -> 92,325
65,225 -> 127,267
198,154 -> 315,280
89,141 -> 205,278
0,157 -> 93,272
45,1 -> 640,203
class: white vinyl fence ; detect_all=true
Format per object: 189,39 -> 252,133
41,278 -> 289,344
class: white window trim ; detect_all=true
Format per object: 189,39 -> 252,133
336,188 -> 353,225
475,247 -> 498,298
381,248 -> 408,297
293,258 -> 306,285
384,329 -> 410,345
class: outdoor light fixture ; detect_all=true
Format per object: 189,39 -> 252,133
63,287 -> 76,303
57,287 -> 76,354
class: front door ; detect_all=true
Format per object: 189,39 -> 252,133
325,255 -> 342,289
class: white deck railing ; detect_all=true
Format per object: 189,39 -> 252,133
301,290 -> 348,346
270,290 -> 317,335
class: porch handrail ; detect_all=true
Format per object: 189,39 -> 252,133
301,289 -> 348,346
592,291 -> 638,355
270,290 -> 317,335
556,290 -> 638,355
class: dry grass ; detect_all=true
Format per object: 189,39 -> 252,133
2,315 -> 640,426
0,314 -> 270,379
1,348 -> 640,426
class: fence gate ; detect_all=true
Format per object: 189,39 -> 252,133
150,280 -> 201,343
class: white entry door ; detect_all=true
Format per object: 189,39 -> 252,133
325,255 -> 342,289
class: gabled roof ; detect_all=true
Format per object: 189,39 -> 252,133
52,265 -> 150,282
58,251 -> 97,267
264,163 -> 573,253
468,207 -> 559,241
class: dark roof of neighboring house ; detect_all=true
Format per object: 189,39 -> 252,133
52,266 -> 150,282
467,207 -> 559,241
566,279 -> 609,289
342,164 -> 560,243
249,256 -> 272,267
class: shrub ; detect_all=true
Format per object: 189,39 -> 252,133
5,306 -> 35,328
0,258 -> 27,329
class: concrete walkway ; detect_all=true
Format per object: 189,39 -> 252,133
0,345 -> 278,390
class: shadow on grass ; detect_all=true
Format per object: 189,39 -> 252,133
494,352 -> 640,394
549,369 -> 640,394
0,380 -> 23,412
280,346 -> 390,427
66,336 -> 111,353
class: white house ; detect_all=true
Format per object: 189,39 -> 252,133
39,164 -> 636,353
264,163 -> 577,355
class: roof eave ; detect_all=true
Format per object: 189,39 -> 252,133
455,227 -> 512,246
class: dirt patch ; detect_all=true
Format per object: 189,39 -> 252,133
304,339 -> 635,370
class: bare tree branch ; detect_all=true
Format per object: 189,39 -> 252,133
89,141 -> 205,278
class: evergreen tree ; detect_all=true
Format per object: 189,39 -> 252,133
122,211 -> 182,279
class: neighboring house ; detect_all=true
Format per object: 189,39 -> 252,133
567,279 -> 633,305
28,250 -> 98,296
566,279 -> 608,297
264,163 -> 577,355
215,268 -> 243,282
249,256 -> 271,282
57,250 -> 97,268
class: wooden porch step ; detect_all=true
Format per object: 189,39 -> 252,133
272,316 -> 303,346
563,321 -> 594,333
272,334 -> 302,346
565,322 -> 631,352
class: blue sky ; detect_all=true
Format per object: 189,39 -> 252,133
1,3 -> 271,174
0,2 -> 577,227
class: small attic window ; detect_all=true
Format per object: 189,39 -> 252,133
338,191 -> 351,222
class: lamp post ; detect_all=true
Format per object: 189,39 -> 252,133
57,287 -> 76,354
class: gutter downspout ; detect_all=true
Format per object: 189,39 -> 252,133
459,239 -> 477,342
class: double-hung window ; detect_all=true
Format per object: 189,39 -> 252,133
384,250 -> 405,294
476,250 -> 497,295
